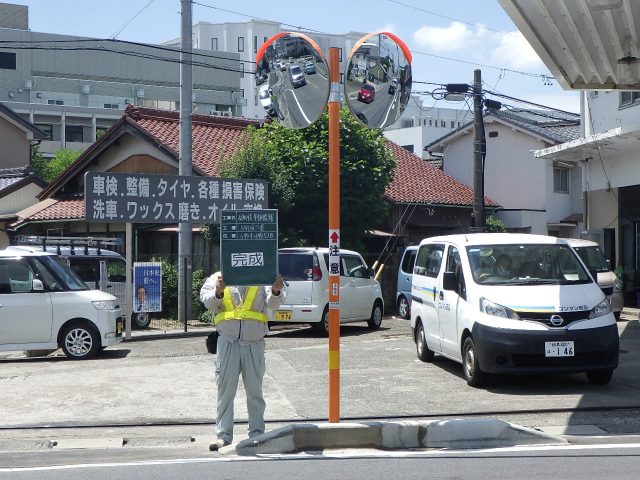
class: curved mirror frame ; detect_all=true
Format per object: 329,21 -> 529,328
256,32 -> 330,129
344,32 -> 412,129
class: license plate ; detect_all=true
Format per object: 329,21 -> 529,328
545,341 -> 574,357
274,310 -> 292,321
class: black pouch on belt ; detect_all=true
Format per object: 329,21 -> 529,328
206,330 -> 219,354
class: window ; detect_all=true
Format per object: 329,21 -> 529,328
0,259 -> 32,293
47,99 -> 64,105
107,259 -> 126,282
263,36 -> 268,43
0,51 -> 16,70
553,166 -> 569,193
238,37 -> 244,52
446,246 -> 466,300
211,37 -> 218,50
253,35 -> 258,54
240,62 -> 244,78
35,124 -> 52,140
65,125 -> 84,143
401,249 -> 417,274
142,99 -> 177,110
69,259 -> 99,285
343,255 -> 368,278
103,103 -> 119,109
414,244 -> 444,278
620,91 -> 640,107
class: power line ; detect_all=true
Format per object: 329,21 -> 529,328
110,0 -> 159,39
483,89 -> 578,115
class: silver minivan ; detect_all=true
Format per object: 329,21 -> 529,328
396,246 -> 417,319
566,238 -> 623,320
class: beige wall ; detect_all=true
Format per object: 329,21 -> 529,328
586,187 -> 619,258
0,120 -> 29,168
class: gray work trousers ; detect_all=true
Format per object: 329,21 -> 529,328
215,334 -> 266,443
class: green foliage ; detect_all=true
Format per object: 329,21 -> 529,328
220,109 -> 396,249
154,257 -> 212,321
485,215 -> 506,233
31,148 -> 83,182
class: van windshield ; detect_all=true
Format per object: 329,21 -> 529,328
466,243 -> 592,286
573,246 -> 609,272
35,255 -> 88,291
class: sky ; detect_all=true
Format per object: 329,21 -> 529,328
9,0 -> 581,113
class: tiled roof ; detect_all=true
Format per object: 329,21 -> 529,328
0,166 -> 45,196
126,107 -> 261,176
385,142 -> 499,207
26,198 -> 84,221
427,109 -> 581,149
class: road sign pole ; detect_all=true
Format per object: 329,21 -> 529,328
328,47 -> 341,423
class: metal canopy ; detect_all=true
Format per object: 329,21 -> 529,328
499,0 -> 640,90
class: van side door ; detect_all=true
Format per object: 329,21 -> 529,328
412,243 -> 445,352
343,253 -> 374,319
0,258 -> 53,344
438,245 -> 466,360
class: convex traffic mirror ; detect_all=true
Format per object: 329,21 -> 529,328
344,32 -> 412,129
256,32 -> 330,129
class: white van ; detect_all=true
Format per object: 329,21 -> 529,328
410,233 -> 619,387
0,246 -> 123,359
565,238 -> 623,320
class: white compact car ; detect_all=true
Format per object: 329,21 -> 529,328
410,233 -> 619,387
274,247 -> 384,335
0,246 -> 123,359
565,238 -> 623,320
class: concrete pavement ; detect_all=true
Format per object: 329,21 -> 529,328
1,312 -> 639,457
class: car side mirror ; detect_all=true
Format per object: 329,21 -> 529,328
442,271 -> 457,291
32,279 -> 44,292
367,267 -> 375,278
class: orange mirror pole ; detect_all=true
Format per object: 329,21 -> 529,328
327,47 -> 341,423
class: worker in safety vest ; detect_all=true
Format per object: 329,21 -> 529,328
200,271 -> 285,451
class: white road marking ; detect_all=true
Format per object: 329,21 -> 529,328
284,89 -> 312,124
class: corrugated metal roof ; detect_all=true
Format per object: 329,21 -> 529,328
499,0 -> 640,90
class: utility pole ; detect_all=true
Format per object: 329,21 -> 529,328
178,0 -> 193,325
472,69 -> 485,232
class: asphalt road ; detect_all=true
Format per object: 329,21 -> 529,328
2,443 -> 640,480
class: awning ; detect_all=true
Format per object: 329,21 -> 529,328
534,124 -> 640,162
365,229 -> 400,238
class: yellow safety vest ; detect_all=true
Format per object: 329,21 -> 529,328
214,286 -> 268,325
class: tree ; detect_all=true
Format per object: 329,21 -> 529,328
220,109 -> 396,249
485,215 -> 506,233
31,148 -> 83,182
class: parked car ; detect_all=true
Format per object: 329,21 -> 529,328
358,83 -> 375,103
0,246 -> 123,359
258,84 -> 276,117
288,65 -> 306,88
274,247 -> 384,335
388,78 -> 398,95
566,238 -> 623,320
411,233 -> 618,387
280,61 -> 287,71
17,237 -> 149,329
396,246 -> 418,319
304,62 -> 316,74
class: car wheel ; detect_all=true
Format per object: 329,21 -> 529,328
61,322 -> 100,360
367,301 -> 383,330
132,312 -> 151,329
313,306 -> 330,336
586,368 -> 614,385
462,336 -> 487,387
397,296 -> 410,319
415,322 -> 434,362
614,311 -> 621,321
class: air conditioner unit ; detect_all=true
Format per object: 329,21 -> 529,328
210,110 -> 222,116
136,89 -> 145,98
81,85 -> 90,94
221,111 -> 231,117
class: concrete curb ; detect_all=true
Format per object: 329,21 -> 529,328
220,418 -> 566,455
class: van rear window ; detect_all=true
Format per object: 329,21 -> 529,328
278,252 -> 314,281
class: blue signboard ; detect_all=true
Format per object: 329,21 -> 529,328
133,262 -> 162,312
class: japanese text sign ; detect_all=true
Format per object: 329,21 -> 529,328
84,172 -> 269,224
220,209 -> 278,286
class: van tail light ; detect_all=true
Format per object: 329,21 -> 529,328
312,266 -> 322,281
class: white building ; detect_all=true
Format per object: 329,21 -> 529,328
427,108 -> 583,236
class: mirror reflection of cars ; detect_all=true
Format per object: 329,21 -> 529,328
304,62 -> 316,74
256,69 -> 267,85
258,84 -> 276,117
280,61 -> 287,71
0,246 -> 124,359
358,83 -> 375,103
566,238 -> 623,320
272,247 -> 384,335
388,78 -> 398,95
289,64 -> 306,88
